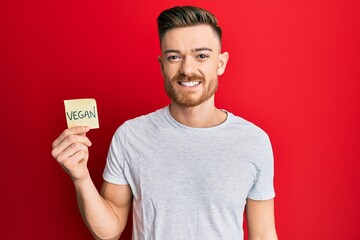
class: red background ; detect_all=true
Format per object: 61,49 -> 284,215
1,0 -> 360,239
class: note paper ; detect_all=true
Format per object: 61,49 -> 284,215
64,98 -> 99,129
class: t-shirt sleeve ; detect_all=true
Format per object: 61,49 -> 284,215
103,124 -> 129,185
247,133 -> 275,200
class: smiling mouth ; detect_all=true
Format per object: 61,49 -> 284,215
178,81 -> 201,87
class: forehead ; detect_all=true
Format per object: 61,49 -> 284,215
161,25 -> 220,52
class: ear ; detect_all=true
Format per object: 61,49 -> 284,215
158,55 -> 164,76
217,52 -> 229,76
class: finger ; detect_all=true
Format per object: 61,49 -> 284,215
56,142 -> 89,165
52,126 -> 90,148
61,149 -> 89,171
52,134 -> 91,159
63,141 -> 89,159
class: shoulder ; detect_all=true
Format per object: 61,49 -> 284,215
227,112 -> 270,140
226,112 -> 274,167
113,107 -> 168,138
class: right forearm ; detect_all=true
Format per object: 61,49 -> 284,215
52,127 -> 125,239
74,175 -> 122,240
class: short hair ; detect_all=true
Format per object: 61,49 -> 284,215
157,6 -> 222,45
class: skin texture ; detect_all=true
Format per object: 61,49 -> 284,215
52,126 -> 132,239
159,25 -> 229,128
161,25 -> 222,108
246,199 -> 278,240
51,24 -> 277,240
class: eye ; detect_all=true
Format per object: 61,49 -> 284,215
167,55 -> 182,62
197,54 -> 209,59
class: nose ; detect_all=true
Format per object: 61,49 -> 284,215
179,57 -> 196,76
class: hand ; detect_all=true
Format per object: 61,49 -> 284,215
51,126 -> 92,183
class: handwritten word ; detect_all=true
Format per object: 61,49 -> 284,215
66,106 -> 96,121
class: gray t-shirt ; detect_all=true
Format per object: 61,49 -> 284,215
103,106 -> 275,240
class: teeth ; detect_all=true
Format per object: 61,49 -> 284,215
179,81 -> 200,87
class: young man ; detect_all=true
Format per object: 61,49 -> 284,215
52,6 -> 277,240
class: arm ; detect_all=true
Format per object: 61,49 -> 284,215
245,198 -> 278,240
75,178 -> 132,239
52,126 -> 132,239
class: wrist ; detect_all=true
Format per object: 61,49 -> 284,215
72,170 -> 91,189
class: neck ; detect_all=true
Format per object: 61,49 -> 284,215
169,97 -> 227,128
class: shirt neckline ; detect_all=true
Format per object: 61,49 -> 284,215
163,105 -> 232,131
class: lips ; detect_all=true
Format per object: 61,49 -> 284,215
172,73 -> 205,88
179,81 -> 201,87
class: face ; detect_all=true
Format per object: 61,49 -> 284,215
159,25 -> 229,107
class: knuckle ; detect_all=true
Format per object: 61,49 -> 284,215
70,142 -> 84,150
67,134 -> 76,142
51,140 -> 56,149
78,149 -> 89,160
62,160 -> 72,170
65,135 -> 77,145
51,148 -> 57,158
60,129 -> 70,139
56,154 -> 66,164
77,149 -> 87,157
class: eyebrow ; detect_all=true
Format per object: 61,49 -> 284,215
163,47 -> 213,54
193,47 -> 213,52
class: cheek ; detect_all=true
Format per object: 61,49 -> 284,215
201,62 -> 220,77
162,64 -> 178,80
162,70 -> 172,82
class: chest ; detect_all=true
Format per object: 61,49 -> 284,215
129,133 -> 258,208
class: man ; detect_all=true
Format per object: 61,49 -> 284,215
52,6 -> 277,240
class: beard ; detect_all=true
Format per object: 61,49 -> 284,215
164,72 -> 218,107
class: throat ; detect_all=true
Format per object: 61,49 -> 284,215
169,103 -> 227,128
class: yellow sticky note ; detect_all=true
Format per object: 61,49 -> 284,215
64,98 -> 99,129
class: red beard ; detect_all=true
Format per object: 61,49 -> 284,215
165,72 -> 218,107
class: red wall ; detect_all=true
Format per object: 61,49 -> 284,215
1,0 -> 360,239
